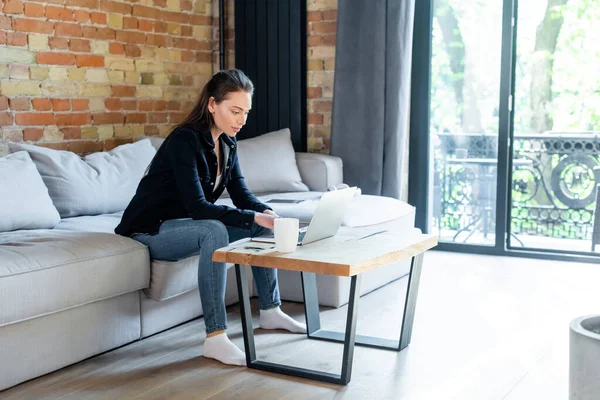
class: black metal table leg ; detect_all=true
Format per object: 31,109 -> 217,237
302,254 -> 425,352
235,264 -> 363,385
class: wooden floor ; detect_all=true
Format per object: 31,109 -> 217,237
2,250 -> 599,400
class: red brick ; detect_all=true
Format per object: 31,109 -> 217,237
103,138 -> 131,151
0,96 -> 8,111
124,44 -> 140,57
308,35 -> 322,46
313,101 -> 332,112
60,126 -> 81,139
0,32 -> 6,45
163,11 -> 188,24
38,142 -> 69,151
322,10 -> 337,21
195,51 -> 211,63
56,22 -> 81,37
0,112 -> 14,126
132,5 -> 158,19
6,31 -> 27,46
92,112 -> 124,124
312,22 -> 336,34
181,50 -> 194,62
121,100 -> 136,110
153,0 -> 165,7
148,112 -> 167,123
15,112 -> 55,125
73,9 -> 90,22
101,1 -> 131,14
180,0 -> 191,11
166,100 -> 180,111
169,112 -> 185,124
153,21 -> 166,33
65,0 -> 98,9
109,42 -> 124,54
123,16 -> 137,29
90,11 -> 106,24
76,54 -> 104,67
82,26 -> 115,40
138,19 -> 153,32
190,15 -> 210,25
153,100 -> 166,111
307,87 -> 322,98
68,140 -> 103,154
144,125 -> 158,135
13,18 -> 54,34
24,3 -> 44,17
32,98 -> 52,111
307,11 -> 322,22
104,98 -> 121,110
23,127 -> 44,141
52,98 -> 70,111
3,0 -> 24,14
9,98 -> 30,111
55,112 -> 90,125
146,34 -> 166,47
181,25 -> 192,37
111,85 -> 135,97
36,52 -> 75,65
0,16 -> 11,30
182,76 -> 193,86
49,36 -> 69,49
125,112 -> 145,124
45,6 -> 73,21
70,38 -> 91,52
322,34 -> 336,46
71,99 -> 89,111
116,30 -> 145,44
308,113 -> 324,124
138,100 -> 153,111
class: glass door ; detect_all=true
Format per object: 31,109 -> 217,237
430,0 -> 504,245
508,0 -> 600,254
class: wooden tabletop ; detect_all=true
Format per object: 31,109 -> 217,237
213,227 -> 438,277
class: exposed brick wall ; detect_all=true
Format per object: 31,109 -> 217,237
306,0 -> 336,154
0,0 -> 216,154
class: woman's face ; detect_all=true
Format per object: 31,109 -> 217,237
208,90 -> 252,137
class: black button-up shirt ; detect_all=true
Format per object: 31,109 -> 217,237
115,123 -> 271,237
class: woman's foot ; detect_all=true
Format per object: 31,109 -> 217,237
259,306 -> 307,333
203,332 -> 246,366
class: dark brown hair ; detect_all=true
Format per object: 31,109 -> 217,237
176,69 -> 254,131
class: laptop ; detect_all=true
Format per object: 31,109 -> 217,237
252,186 -> 357,246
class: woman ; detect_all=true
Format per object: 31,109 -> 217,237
115,69 -> 306,366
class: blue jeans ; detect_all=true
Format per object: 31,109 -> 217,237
132,219 -> 281,334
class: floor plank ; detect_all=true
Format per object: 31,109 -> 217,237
2,250 -> 599,400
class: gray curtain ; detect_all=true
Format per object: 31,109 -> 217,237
330,0 -> 415,199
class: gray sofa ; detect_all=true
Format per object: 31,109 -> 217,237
0,129 -> 415,391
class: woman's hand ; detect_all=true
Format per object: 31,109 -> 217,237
254,212 -> 278,229
263,209 -> 280,218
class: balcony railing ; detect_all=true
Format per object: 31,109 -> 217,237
433,132 -> 600,246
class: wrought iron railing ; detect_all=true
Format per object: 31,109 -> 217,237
433,132 -> 600,242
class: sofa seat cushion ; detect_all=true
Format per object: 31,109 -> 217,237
216,193 -> 415,227
0,230 -> 149,327
55,212 -> 124,234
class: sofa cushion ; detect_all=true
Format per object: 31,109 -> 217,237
9,139 -> 156,218
235,129 -> 309,194
0,229 -> 149,327
0,151 -> 60,232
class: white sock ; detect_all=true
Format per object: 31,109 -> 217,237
259,306 -> 307,333
203,333 -> 246,366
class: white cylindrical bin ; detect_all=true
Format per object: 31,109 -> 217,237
570,315 -> 600,400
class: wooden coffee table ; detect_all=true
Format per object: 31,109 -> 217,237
213,227 -> 437,385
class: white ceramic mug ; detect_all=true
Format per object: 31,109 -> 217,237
274,218 -> 299,253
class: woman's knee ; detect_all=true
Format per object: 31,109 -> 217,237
197,220 -> 229,247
